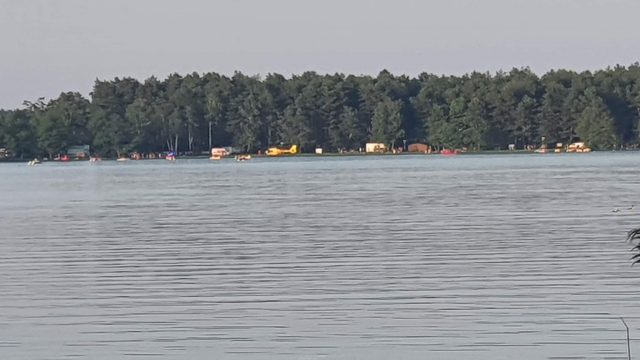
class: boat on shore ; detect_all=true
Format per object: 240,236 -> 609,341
567,142 -> 592,153
210,148 -> 229,160
266,144 -> 298,156
235,154 -> 251,161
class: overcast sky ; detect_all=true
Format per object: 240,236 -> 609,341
0,0 -> 638,108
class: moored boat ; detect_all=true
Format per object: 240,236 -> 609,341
235,154 -> 251,161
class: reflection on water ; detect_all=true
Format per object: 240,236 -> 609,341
1,153 -> 640,359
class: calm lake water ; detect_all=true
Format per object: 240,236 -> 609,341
1,153 -> 640,359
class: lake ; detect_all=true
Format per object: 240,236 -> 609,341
1,153 -> 639,359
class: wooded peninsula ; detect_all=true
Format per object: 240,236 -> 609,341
1,65 -> 640,159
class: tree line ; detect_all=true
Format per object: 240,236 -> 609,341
1,65 -> 640,159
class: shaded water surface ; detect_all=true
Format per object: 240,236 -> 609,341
1,153 -> 640,359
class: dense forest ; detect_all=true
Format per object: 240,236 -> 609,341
1,65 -> 640,158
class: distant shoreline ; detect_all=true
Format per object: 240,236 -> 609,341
4,149 -> 640,163
3,66 -> 640,161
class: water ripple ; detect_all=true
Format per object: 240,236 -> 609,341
1,153 -> 640,359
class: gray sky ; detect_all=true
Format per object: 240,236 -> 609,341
0,0 -> 639,109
